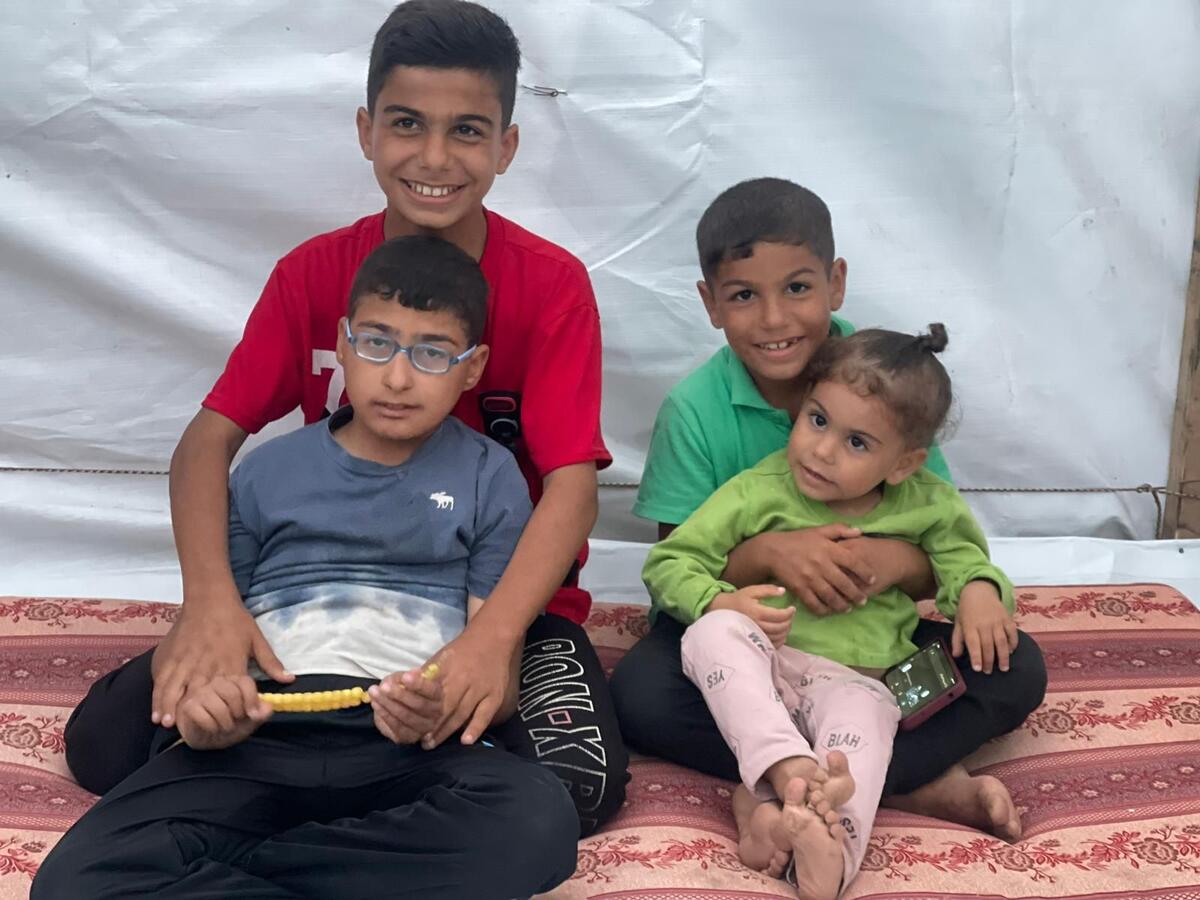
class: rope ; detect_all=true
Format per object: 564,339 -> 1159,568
0,467 -> 170,476
3,467 -> 1198,531
596,480 -> 1199,498
954,484 -> 1200,535
4,467 -> 1198,501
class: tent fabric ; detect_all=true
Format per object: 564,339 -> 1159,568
2,2 -> 1200,584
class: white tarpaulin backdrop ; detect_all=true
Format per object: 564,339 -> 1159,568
2,1 -> 1200,598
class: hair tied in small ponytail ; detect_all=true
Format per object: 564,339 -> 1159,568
916,323 -> 948,354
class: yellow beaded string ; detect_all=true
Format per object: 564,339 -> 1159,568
258,663 -> 441,713
258,686 -> 370,713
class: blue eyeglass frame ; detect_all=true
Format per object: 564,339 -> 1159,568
343,320 -> 477,374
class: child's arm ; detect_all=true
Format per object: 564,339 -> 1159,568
721,528 -> 937,613
469,595 -> 520,723
152,409 -> 293,728
643,475 -> 764,625
721,525 -> 869,613
923,490 -> 1017,674
427,461 -> 596,746
156,258 -> 316,724
428,260 -> 609,747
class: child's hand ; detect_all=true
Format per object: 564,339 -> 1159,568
176,674 -> 272,751
151,600 -> 293,728
370,667 -> 444,746
839,536 -> 934,600
951,581 -> 1019,674
423,633 -> 519,749
708,585 -> 795,648
754,525 -> 875,616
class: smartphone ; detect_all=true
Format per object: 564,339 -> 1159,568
883,639 -> 965,731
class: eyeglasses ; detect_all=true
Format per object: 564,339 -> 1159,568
344,321 -> 477,375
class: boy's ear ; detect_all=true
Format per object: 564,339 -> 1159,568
495,124 -> 519,175
355,107 -> 374,161
462,344 -> 490,391
828,258 -> 848,313
884,447 -> 928,486
697,280 -> 722,330
336,317 -> 350,365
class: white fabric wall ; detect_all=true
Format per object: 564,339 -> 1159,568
2,1 -> 1200,597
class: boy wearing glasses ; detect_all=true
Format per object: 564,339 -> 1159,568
32,236 -> 580,900
65,0 -> 628,834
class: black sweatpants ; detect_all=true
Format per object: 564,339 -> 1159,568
490,613 -> 630,834
610,614 -> 1047,796
38,680 -> 578,900
64,612 -> 629,836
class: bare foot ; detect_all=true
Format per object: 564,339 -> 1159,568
732,785 -> 791,876
773,778 -> 845,900
882,763 -> 1022,842
744,802 -> 791,876
807,750 -> 856,813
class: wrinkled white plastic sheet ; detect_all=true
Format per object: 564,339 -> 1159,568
2,1 -> 1200,600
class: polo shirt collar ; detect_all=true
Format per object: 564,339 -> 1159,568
724,317 -> 851,413
725,346 -> 777,412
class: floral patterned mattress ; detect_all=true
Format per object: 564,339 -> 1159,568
2,585 -> 1198,900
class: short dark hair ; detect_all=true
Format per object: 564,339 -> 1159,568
348,236 -> 488,345
367,0 -> 521,126
804,324 -> 952,448
696,178 -> 836,283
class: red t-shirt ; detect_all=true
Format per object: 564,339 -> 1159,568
204,209 -> 611,622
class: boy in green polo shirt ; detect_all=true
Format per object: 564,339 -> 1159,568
611,178 -> 1046,840
633,200 -> 949,535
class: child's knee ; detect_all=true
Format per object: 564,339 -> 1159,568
1000,630 -> 1048,725
681,610 -> 774,691
682,608 -> 765,660
29,850 -> 70,900
504,766 -> 580,887
542,740 -> 629,836
64,650 -> 156,794
30,837 -> 101,900
580,754 -> 629,836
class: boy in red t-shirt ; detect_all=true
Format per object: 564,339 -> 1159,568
64,0 -> 628,835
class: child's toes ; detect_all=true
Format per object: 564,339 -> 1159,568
766,849 -> 790,879
810,794 -> 834,819
782,777 -> 809,809
822,808 -> 847,841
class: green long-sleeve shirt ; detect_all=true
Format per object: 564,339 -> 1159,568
642,450 -> 1013,669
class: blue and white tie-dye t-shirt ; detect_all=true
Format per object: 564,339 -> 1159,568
227,406 -> 532,680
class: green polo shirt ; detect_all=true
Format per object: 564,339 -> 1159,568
642,452 -> 1010,668
633,316 -> 951,526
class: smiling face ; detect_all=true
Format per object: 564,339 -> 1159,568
699,241 -> 846,412
335,292 -> 488,466
786,379 -> 927,515
356,65 -> 519,250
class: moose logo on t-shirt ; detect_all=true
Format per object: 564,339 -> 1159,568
429,491 -> 455,510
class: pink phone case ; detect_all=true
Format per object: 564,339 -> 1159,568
889,638 -> 967,731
